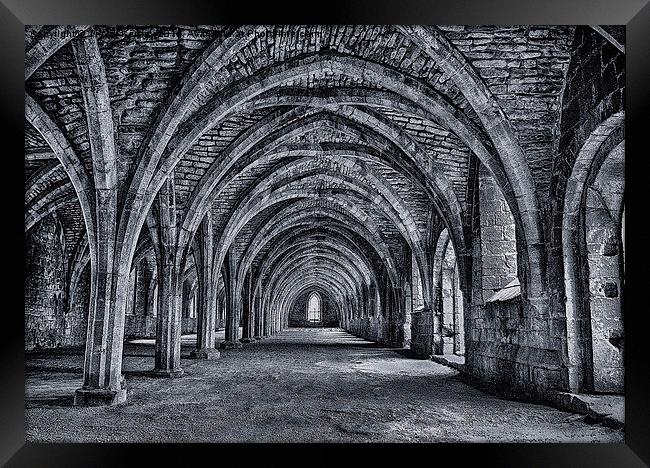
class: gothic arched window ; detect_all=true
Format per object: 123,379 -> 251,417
307,292 -> 321,322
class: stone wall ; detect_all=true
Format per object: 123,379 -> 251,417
478,164 -> 518,298
66,265 -> 90,347
25,214 -> 87,349
347,281 -> 408,348
288,290 -> 339,327
463,160 -> 565,399
123,316 -> 198,338
548,26 -> 625,289
584,143 -> 625,393
124,315 -> 157,339
410,310 -> 433,357
465,296 -> 565,398
545,26 -> 626,394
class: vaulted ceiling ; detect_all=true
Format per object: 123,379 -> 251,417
25,25 -> 576,315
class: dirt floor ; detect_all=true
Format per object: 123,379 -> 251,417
25,328 -> 624,443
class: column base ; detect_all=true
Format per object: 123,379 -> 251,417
151,368 -> 184,378
253,336 -> 263,341
219,340 -> 243,349
190,348 -> 221,360
239,337 -> 255,344
74,387 -> 127,407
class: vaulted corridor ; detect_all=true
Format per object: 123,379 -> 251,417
25,25 -> 625,442
26,328 -> 622,443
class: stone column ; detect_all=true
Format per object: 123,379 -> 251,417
217,293 -> 225,328
146,273 -> 157,316
72,34 -> 126,406
432,294 -> 444,355
271,306 -> 278,335
240,272 -> 255,343
220,251 -> 242,349
134,262 -> 150,317
191,212 -> 220,359
262,301 -> 270,337
125,267 -> 137,316
253,283 -> 263,340
152,177 -> 184,378
452,264 -> 465,355
181,280 -> 192,319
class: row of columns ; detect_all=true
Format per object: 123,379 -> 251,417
65,32 -> 284,407
75,170 -> 283,406
152,177 -> 184,377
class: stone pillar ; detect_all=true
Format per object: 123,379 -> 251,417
389,287 -> 403,346
146,274 -> 157,316
74,261 -> 129,406
272,306 -> 278,335
240,272 -> 255,343
441,258 -> 455,355
221,251 -> 242,349
269,306 -> 276,335
152,177 -> 184,378
181,280 -> 192,319
125,267 -> 137,316
432,293 -> 444,355
217,292 -> 225,328
262,301 -> 270,337
253,283 -> 263,340
72,34 -> 126,406
134,261 -> 150,317
453,263 -> 465,355
191,211 -> 220,360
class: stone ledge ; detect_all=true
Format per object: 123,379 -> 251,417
547,392 -> 625,430
430,354 -> 466,372
433,354 -> 625,432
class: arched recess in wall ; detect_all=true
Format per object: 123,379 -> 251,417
431,228 -> 466,356
548,25 -> 625,394
563,128 -> 625,394
440,241 -> 465,356
123,252 -> 159,339
476,162 -> 521,304
25,213 -> 68,350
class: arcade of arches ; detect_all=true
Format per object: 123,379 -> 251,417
25,25 -> 625,440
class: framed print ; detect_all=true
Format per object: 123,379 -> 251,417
3,0 -> 648,465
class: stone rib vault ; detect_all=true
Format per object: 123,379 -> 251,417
25,25 -> 625,409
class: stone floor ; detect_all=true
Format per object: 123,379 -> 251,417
25,328 -> 624,443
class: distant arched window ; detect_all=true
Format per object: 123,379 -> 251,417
307,292 -> 321,322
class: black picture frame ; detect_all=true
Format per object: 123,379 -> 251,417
4,1 -> 649,465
